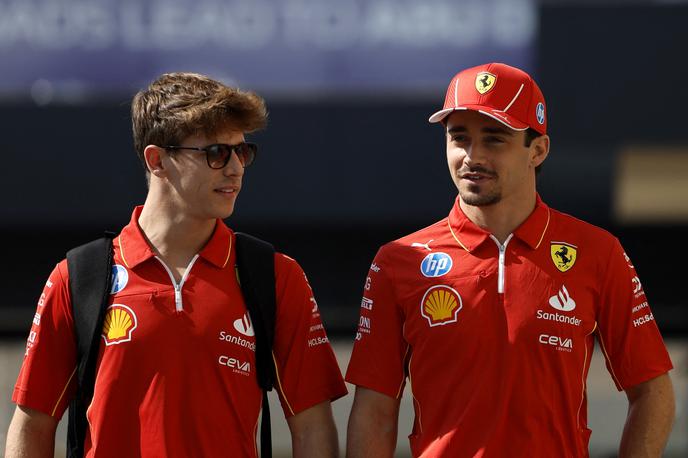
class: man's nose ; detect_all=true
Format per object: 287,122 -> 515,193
463,143 -> 487,165
223,151 -> 245,176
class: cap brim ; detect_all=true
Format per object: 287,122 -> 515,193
428,105 -> 529,132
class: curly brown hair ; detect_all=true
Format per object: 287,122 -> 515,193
131,72 -> 267,175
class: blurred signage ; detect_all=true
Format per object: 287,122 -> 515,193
0,0 -> 536,100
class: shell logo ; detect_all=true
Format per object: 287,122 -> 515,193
101,304 -> 138,346
420,285 -> 462,327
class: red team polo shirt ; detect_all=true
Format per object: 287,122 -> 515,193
346,196 -> 672,457
14,206 -> 347,457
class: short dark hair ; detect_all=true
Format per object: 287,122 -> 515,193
524,128 -> 544,175
131,72 -> 268,176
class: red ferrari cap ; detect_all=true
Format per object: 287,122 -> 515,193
428,62 -> 547,135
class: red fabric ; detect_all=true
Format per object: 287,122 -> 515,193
14,206 -> 346,457
429,62 -> 547,134
346,196 -> 672,458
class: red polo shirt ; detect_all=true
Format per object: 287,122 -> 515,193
346,196 -> 672,457
14,206 -> 347,457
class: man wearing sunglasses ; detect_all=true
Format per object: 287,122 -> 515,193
6,72 -> 347,457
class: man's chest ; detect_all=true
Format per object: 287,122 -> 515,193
395,247 -> 599,356
98,261 -> 258,379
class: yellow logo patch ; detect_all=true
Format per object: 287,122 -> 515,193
551,243 -> 577,272
475,72 -> 496,94
421,285 -> 463,327
102,304 -> 138,346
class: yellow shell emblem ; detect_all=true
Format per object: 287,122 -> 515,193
551,242 -> 577,272
475,72 -> 496,94
421,285 -> 462,327
102,304 -> 138,346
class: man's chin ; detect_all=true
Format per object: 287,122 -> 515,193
214,202 -> 236,220
459,190 -> 501,207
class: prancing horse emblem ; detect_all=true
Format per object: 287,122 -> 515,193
475,72 -> 496,94
550,242 -> 577,272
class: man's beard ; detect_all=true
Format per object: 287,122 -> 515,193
457,166 -> 501,206
459,184 -> 502,206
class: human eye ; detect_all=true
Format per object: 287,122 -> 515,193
450,134 -> 469,143
484,136 -> 506,144
205,144 -> 228,165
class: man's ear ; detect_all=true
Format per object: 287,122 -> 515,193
144,145 -> 167,178
530,135 -> 550,169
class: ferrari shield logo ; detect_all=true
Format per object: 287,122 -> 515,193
475,72 -> 496,94
551,242 -> 577,272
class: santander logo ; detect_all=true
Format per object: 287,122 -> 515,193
233,312 -> 255,337
548,285 -> 576,312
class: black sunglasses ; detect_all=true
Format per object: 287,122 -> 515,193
163,142 -> 257,169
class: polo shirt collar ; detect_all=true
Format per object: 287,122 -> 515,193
118,206 -> 234,269
447,194 -> 551,252
513,194 -> 551,250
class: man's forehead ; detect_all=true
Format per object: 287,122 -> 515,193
445,110 -> 515,134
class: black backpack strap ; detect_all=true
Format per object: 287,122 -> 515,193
65,233 -> 115,458
235,232 -> 276,458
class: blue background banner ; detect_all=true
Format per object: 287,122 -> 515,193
0,0 -> 536,97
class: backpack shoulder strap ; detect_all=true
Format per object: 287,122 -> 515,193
65,233 -> 115,458
234,232 -> 277,389
234,231 -> 276,458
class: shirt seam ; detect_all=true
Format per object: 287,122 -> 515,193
271,351 -> 294,416
51,366 -> 77,417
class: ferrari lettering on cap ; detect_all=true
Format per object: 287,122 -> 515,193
550,242 -> 577,272
420,285 -> 463,327
102,304 -> 138,346
475,72 -> 496,94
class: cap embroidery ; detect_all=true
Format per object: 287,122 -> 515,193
536,102 -> 545,124
503,83 -> 525,113
475,72 -> 496,94
454,77 -> 460,106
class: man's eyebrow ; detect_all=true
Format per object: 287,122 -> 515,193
482,126 -> 514,136
447,126 -> 467,134
446,126 -> 515,136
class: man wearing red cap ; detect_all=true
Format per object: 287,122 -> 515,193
345,63 -> 675,457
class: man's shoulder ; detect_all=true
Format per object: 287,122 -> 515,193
548,207 -> 618,248
377,217 -> 450,259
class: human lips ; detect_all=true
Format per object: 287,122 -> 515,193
214,185 -> 240,196
459,170 -> 496,182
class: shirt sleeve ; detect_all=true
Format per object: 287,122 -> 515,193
12,260 -> 78,418
345,247 -> 409,399
271,253 -> 347,417
596,238 -> 673,391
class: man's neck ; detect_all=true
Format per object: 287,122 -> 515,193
137,198 -> 216,269
459,191 -> 537,245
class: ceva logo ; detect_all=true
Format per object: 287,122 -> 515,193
539,334 -> 573,351
218,355 -> 251,375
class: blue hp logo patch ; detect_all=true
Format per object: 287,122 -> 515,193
111,264 -> 129,294
420,252 -> 453,277
536,102 -> 545,125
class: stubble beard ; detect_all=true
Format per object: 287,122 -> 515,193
458,183 -> 502,207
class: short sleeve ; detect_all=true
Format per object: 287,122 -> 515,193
12,260 -> 78,418
271,254 -> 347,417
596,239 -> 673,390
345,247 -> 409,399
